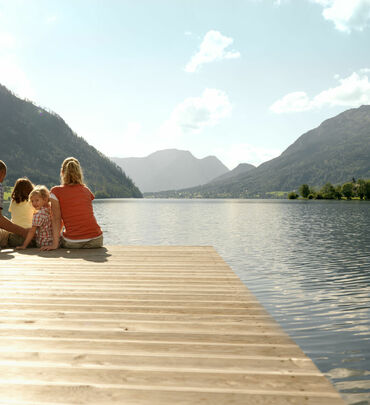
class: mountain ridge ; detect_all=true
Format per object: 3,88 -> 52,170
151,105 -> 370,198
209,163 -> 256,184
0,84 -> 142,198
112,149 -> 229,192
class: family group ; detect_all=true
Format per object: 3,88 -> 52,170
0,157 -> 103,251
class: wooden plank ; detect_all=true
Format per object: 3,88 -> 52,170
0,246 -> 346,405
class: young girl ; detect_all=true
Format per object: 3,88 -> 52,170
17,185 -> 53,250
0,177 -> 35,248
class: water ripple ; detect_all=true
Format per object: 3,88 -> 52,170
92,198 -> 370,405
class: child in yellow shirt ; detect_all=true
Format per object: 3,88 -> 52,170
0,177 -> 36,248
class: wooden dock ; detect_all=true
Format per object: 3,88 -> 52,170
0,246 -> 345,404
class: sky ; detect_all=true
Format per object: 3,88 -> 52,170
0,0 -> 370,170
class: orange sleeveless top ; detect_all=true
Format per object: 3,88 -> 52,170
51,184 -> 102,240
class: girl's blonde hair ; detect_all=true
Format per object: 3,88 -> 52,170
29,185 -> 50,201
61,157 -> 84,185
11,178 -> 34,203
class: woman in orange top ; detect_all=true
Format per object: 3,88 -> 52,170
47,157 -> 103,250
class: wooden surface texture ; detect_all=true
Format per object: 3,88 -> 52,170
0,246 -> 346,404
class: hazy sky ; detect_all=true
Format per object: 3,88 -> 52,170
1,0 -> 370,169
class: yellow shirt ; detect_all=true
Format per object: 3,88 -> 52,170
9,200 -> 36,228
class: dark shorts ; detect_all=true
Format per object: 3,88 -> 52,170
8,233 -> 37,248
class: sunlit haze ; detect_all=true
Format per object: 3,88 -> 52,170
1,0 -> 369,169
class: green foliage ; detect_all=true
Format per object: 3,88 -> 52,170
321,182 -> 336,199
291,179 -> 370,200
341,182 -> 354,199
0,84 -> 142,198
265,191 -> 289,199
288,191 -> 299,199
334,185 -> 342,200
298,184 -> 310,198
356,179 -> 366,200
364,180 -> 370,200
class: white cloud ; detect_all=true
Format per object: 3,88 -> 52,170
214,143 -> 281,169
158,88 -> 232,138
270,70 -> 370,113
185,30 -> 240,73
106,90 -> 232,158
311,0 -> 370,32
270,92 -> 312,113
0,55 -> 35,100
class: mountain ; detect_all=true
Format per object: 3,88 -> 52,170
158,105 -> 370,198
209,163 -> 256,184
111,149 -> 229,192
0,84 -> 142,198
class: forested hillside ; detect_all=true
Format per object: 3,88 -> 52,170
0,84 -> 142,198
161,105 -> 370,198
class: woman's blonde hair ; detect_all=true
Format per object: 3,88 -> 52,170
61,157 -> 84,185
29,185 -> 50,201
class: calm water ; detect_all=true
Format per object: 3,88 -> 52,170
92,198 -> 370,405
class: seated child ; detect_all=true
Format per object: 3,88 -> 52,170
0,162 -> 28,249
0,177 -> 36,248
7,178 -> 36,247
17,185 -> 53,250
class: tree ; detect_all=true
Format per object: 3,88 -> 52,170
364,180 -> 370,200
334,185 -> 342,200
342,182 -> 354,199
357,179 -> 366,200
288,191 -> 299,199
321,182 -> 336,199
299,184 -> 310,198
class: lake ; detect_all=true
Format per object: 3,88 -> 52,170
92,198 -> 370,405
2,198 -> 370,404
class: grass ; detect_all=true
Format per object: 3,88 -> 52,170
265,191 -> 289,198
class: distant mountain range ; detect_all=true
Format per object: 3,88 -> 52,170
209,163 -> 256,184
111,149 -> 229,192
152,105 -> 370,198
0,84 -> 141,198
2,80 -> 369,199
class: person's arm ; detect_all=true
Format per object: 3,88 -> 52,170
16,226 -> 37,249
0,210 -> 28,237
42,198 -> 61,251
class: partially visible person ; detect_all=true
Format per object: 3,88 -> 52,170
7,178 -> 36,247
17,185 -> 52,250
0,160 -> 28,248
47,157 -> 103,250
